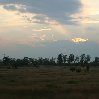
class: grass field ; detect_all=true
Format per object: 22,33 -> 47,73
0,66 -> 99,99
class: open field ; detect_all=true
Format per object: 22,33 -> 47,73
0,66 -> 99,99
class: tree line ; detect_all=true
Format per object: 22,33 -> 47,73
0,53 -> 98,69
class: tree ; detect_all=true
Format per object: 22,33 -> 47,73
74,56 -> 79,63
50,57 -> 56,65
68,54 -> 75,65
33,59 -> 38,67
85,55 -> 91,72
63,55 -> 67,64
57,53 -> 63,65
85,55 -> 91,64
10,58 -> 18,69
38,57 -> 43,65
80,54 -> 86,66
3,56 -> 11,66
22,57 -> 29,65
94,57 -> 99,66
74,55 -> 79,66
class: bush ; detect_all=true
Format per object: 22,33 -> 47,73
70,67 -> 76,72
76,68 -> 81,72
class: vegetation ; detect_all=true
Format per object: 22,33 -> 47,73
0,53 -> 99,99
0,53 -> 99,70
0,66 -> 99,99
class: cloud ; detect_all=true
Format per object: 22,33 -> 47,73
72,38 -> 88,43
0,0 -> 83,40
0,5 -> 28,27
0,0 -> 82,24
40,35 -> 46,41
31,34 -> 46,41
3,4 -> 26,12
32,27 -> 51,32
44,18 -> 70,36
71,0 -> 99,24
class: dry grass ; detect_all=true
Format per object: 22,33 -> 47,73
0,66 -> 99,99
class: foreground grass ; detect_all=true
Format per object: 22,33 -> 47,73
0,66 -> 99,99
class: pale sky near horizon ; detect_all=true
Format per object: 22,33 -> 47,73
0,0 -> 99,58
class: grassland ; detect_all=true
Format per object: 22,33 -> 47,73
0,66 -> 99,99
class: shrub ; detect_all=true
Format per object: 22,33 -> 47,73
70,67 -> 76,72
76,68 -> 81,72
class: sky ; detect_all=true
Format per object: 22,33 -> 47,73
0,0 -> 99,58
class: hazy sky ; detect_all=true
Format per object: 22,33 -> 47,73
0,0 -> 99,58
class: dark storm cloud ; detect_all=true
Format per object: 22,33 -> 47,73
0,0 -> 82,24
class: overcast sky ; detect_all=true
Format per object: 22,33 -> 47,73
0,0 -> 99,58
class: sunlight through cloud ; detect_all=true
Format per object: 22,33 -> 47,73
32,28 -> 51,32
72,38 -> 88,43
